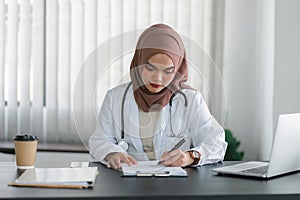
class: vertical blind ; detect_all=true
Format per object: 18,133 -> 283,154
0,0 -> 225,148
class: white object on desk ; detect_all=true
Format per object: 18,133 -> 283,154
121,161 -> 187,177
70,162 -> 90,168
9,167 -> 98,189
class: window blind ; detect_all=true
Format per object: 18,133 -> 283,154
0,0 -> 225,149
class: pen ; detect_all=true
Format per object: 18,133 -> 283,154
157,138 -> 186,165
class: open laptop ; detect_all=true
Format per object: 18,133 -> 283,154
212,113 -> 300,179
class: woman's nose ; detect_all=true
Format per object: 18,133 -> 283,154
152,72 -> 163,82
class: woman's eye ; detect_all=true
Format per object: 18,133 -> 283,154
165,69 -> 175,74
145,64 -> 155,71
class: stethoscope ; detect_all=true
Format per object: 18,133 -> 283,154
117,82 -> 188,151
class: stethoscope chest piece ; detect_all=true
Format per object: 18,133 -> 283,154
118,139 -> 129,151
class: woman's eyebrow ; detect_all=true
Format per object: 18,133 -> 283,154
146,61 -> 174,70
146,61 -> 157,68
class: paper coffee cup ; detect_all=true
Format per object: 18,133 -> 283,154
13,134 -> 38,169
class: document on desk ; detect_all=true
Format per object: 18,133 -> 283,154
8,167 -> 99,189
121,161 -> 187,177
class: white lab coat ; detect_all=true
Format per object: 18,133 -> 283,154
89,83 -> 227,166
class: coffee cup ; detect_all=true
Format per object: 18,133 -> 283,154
13,134 -> 38,169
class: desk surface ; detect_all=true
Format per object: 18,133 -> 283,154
1,152 -> 300,200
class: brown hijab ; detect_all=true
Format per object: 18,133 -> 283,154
130,24 -> 190,112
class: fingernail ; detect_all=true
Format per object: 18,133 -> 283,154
158,160 -> 164,165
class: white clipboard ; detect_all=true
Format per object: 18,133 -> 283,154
121,161 -> 187,177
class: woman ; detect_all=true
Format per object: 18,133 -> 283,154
89,24 -> 227,170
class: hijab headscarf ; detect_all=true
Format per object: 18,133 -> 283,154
130,24 -> 190,112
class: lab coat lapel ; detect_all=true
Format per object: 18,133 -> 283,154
124,88 -> 144,153
153,106 -> 168,159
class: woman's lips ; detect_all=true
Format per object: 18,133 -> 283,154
149,83 -> 162,88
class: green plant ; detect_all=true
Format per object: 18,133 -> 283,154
224,129 -> 244,161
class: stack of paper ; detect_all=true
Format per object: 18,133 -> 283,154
121,161 -> 187,177
9,167 -> 98,189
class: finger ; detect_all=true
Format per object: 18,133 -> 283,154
115,159 -> 122,169
106,161 -> 111,168
161,149 -> 179,161
124,160 -> 133,166
167,152 -> 186,167
162,153 -> 182,166
122,154 -> 138,166
168,160 -> 182,167
128,156 -> 138,165
111,158 -> 122,169
159,151 -> 170,162
109,159 -> 117,169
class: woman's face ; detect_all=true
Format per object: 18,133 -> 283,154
141,54 -> 176,93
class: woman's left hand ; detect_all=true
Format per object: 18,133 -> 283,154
159,149 -> 194,167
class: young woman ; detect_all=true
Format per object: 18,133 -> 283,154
89,24 -> 227,170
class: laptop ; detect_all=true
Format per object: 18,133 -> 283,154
212,113 -> 300,179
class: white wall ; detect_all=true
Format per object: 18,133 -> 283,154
223,0 -> 300,160
223,0 -> 259,160
256,0 -> 275,160
274,0 -> 300,118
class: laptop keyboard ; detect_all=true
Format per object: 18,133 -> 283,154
240,165 -> 268,175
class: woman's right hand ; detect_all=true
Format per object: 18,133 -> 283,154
105,152 -> 137,170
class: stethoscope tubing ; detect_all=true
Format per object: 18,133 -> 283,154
121,82 -> 133,140
119,82 -> 188,150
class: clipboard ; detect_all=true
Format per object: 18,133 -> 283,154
121,170 -> 171,177
8,167 -> 99,189
136,171 -> 170,177
121,161 -> 188,177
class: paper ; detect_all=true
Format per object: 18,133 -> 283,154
9,167 -> 98,189
121,161 -> 187,177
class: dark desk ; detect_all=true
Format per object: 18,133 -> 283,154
1,153 -> 300,200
